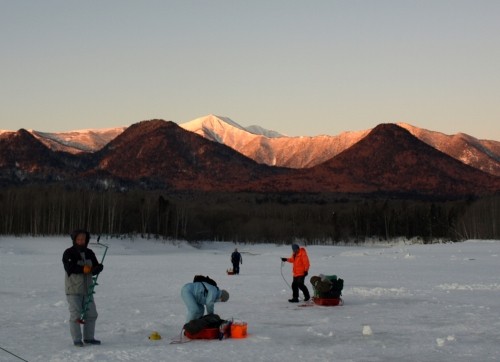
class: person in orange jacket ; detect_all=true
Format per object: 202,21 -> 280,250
281,244 -> 310,303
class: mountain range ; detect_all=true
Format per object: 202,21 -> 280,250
1,115 -> 500,198
3,114 -> 499,176
181,115 -> 500,176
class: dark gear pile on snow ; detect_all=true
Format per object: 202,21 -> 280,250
310,275 -> 344,298
183,314 -> 226,335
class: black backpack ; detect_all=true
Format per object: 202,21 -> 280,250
193,275 -> 219,290
329,278 -> 344,298
183,314 -> 225,334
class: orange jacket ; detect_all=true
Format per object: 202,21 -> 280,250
286,247 -> 310,277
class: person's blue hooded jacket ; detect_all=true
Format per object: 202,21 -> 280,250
181,281 -> 228,322
185,282 -> 220,312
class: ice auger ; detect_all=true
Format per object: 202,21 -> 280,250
77,239 -> 109,324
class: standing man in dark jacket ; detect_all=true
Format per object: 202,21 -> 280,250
231,248 -> 242,274
62,229 -> 104,347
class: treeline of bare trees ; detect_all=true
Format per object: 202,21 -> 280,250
0,186 -> 498,242
0,187 -> 185,238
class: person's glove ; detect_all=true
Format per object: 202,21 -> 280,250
92,264 -> 104,275
83,265 -> 92,274
281,258 -> 287,262
304,271 -> 308,277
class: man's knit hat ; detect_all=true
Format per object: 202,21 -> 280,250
219,289 -> 229,302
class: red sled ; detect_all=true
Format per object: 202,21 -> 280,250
226,269 -> 235,275
184,328 -> 219,339
313,297 -> 343,306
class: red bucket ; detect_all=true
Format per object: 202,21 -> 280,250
230,322 -> 248,338
184,328 -> 219,339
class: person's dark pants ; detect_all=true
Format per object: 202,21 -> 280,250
292,275 -> 310,300
232,262 -> 240,274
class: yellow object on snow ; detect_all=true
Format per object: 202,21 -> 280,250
149,331 -> 162,340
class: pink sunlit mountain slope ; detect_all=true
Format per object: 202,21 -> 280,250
0,127 -> 126,154
180,114 -> 370,168
398,123 -> 500,176
180,115 -> 500,176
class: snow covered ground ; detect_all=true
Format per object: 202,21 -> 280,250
1,236 -> 500,362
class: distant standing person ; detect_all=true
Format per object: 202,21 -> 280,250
281,243 -> 310,303
231,248 -> 242,274
62,229 -> 104,347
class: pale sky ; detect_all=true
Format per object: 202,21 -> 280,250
1,0 -> 499,140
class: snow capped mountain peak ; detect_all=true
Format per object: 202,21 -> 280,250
31,127 -> 127,153
181,114 -> 243,134
179,115 -> 371,168
180,114 -> 283,140
0,130 -> 13,135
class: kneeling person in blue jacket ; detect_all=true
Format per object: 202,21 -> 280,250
181,282 -> 229,322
